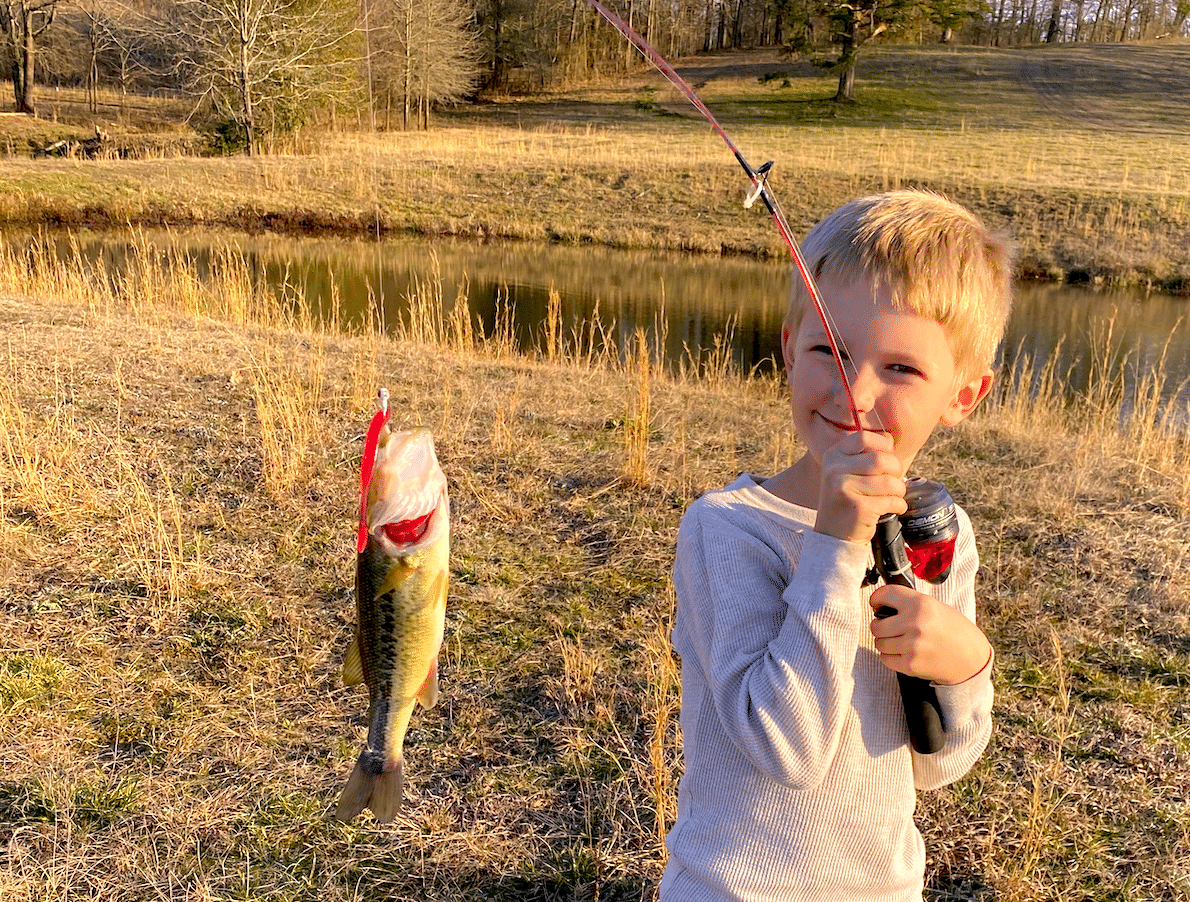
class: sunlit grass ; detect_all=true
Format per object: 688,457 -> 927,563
0,233 -> 1186,901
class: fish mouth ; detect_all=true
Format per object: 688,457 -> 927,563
367,429 -> 448,549
379,489 -> 447,547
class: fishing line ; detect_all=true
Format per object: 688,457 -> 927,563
583,0 -> 882,434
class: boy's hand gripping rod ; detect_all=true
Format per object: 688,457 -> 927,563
584,0 -> 946,753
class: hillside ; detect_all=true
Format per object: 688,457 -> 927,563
1,42 -> 1189,289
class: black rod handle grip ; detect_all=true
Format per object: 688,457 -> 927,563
872,514 -> 946,754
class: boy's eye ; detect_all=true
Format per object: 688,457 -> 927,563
889,362 -> 924,377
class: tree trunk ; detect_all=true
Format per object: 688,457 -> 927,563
238,8 -> 254,156
625,0 -> 634,70
402,3 -> 412,130
836,61 -> 856,101
1044,0 -> 1063,39
992,0 -> 1006,44
1173,1 -> 1190,33
1026,0 -> 1041,40
834,15 -> 857,102
491,0 -> 504,90
1119,0 -> 1136,39
18,14 -> 35,114
8,54 -> 21,111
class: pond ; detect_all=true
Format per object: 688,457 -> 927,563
12,228 -> 1190,422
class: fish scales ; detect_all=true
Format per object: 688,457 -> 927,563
336,419 -> 448,824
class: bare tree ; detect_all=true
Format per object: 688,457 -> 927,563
167,0 -> 355,155
364,0 -> 478,129
0,0 -> 62,114
68,0 -> 119,112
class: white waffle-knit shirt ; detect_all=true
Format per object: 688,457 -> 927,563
660,474 -> 993,902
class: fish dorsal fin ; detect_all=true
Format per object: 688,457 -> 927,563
342,636 -> 365,687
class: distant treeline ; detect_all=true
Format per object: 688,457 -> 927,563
4,0 -> 1188,148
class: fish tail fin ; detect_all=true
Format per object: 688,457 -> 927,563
334,754 -> 376,822
334,752 -> 404,823
369,757 -> 404,824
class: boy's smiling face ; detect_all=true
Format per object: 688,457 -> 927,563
781,275 -> 992,497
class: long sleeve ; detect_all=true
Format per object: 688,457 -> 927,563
676,509 -> 870,788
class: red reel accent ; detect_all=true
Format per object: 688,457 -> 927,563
905,535 -> 956,584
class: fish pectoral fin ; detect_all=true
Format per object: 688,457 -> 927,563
416,658 -> 440,709
341,636 -> 365,687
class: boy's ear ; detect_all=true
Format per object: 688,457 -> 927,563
941,369 -> 994,427
780,322 -> 795,373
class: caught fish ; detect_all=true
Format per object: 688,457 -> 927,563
336,390 -> 449,823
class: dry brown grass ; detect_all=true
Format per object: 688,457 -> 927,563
0,241 -> 1188,901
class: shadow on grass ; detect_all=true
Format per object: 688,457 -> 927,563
927,871 -> 998,901
340,861 -> 654,902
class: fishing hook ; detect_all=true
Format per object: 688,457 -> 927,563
582,0 -> 867,433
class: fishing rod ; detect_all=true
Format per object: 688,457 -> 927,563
583,0 -> 950,753
581,0 -> 864,433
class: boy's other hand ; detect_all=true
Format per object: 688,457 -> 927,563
814,430 -> 907,544
868,586 -> 993,685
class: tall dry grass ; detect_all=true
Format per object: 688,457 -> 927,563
989,316 -> 1189,512
1,237 -> 1188,901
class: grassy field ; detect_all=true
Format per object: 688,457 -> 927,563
1,41 -> 1189,289
0,237 -> 1188,900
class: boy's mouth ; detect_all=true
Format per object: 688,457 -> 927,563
820,412 -> 887,435
820,413 -> 861,433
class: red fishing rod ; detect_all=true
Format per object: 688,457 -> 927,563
582,0 -> 863,433
584,0 -> 952,753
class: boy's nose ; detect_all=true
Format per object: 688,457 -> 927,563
841,364 -> 884,427
842,363 -> 875,408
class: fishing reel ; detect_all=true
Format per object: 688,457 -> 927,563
871,477 -> 959,755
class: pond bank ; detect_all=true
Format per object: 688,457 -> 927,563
1,120 -> 1187,294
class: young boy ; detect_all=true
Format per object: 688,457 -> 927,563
660,190 -> 1013,902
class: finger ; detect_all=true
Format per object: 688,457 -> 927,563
869,584 -> 918,614
872,635 -> 905,657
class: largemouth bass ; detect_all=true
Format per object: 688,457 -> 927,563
336,393 -> 449,823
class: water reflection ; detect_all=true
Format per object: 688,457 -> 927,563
10,228 -> 1189,418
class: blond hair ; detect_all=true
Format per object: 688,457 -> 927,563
786,190 -> 1015,382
